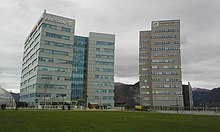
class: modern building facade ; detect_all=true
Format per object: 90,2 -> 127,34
20,11 -> 115,107
182,82 -> 193,110
139,20 -> 183,108
86,32 -> 115,107
71,36 -> 88,104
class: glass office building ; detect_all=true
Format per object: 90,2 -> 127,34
71,36 -> 88,103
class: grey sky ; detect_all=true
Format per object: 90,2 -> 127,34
0,0 -> 220,92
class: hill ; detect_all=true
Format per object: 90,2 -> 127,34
114,82 -> 139,108
193,87 -> 220,107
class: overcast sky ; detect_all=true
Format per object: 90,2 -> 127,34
0,0 -> 220,93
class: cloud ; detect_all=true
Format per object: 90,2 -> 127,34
0,0 -> 220,92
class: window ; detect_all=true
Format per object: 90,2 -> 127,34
38,66 -> 67,72
140,91 -> 150,95
152,35 -> 177,39
43,23 -> 57,30
143,97 -> 151,101
142,68 -> 148,71
96,61 -> 114,65
96,41 -> 114,46
58,59 -> 72,64
152,59 -> 175,63
46,32 -> 70,40
143,80 -> 148,83
163,66 -> 180,69
61,27 -> 71,32
155,85 -> 179,88
39,57 -> 54,62
95,82 -> 113,86
152,66 -> 160,69
45,40 -> 73,48
141,85 -> 149,88
96,68 -> 113,72
40,48 -> 68,56
154,29 -> 179,33
58,76 -> 71,81
165,78 -> 180,82
152,78 -> 160,82
96,54 -> 114,59
96,89 -> 113,93
95,75 -> 113,79
156,97 -> 177,101
41,75 -> 52,80
152,47 -> 179,51
153,91 -> 169,95
140,56 -> 148,60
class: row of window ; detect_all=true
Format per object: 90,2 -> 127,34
22,57 -> 38,74
150,78 -> 180,82
139,62 -> 147,65
154,41 -> 179,45
96,41 -> 114,46
36,84 -> 67,89
152,59 -> 175,63
95,75 -> 113,79
140,45 -> 148,48
141,39 -> 148,43
96,68 -> 114,72
39,57 -> 73,65
152,35 -> 177,39
21,92 -> 69,99
21,75 -> 36,86
38,66 -> 68,72
152,72 -> 178,75
96,48 -> 114,53
139,51 -> 148,54
96,89 -> 114,93
140,56 -> 148,60
45,40 -> 73,48
43,23 -> 71,32
39,57 -> 53,62
155,85 -> 179,88
23,41 -> 39,64
140,91 -> 182,96
94,96 -> 114,100
154,29 -> 179,33
40,48 -> 69,56
152,47 -> 179,51
95,82 -> 113,86
46,32 -> 70,40
96,61 -> 114,66
96,54 -> 114,59
155,97 -> 179,101
141,85 -> 149,88
24,18 -> 42,49
41,75 -> 71,81
152,65 -> 180,69
154,53 -> 177,57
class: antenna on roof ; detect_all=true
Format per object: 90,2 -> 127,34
44,9 -> 46,13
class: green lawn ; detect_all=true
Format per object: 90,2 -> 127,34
0,110 -> 220,132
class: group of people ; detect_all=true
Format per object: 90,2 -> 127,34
1,104 -> 6,110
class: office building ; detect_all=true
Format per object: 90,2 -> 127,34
139,20 -> 183,108
182,82 -> 193,110
71,36 -> 88,105
20,11 -> 115,107
86,32 -> 115,107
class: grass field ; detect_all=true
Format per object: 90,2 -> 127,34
0,110 -> 220,132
